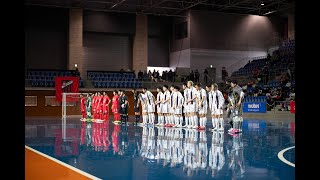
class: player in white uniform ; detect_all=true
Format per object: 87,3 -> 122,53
211,83 -> 225,131
205,84 -> 215,129
169,85 -> 176,127
142,87 -> 155,125
228,80 -> 245,134
155,87 -> 164,126
162,85 -> 171,126
181,83 -> 189,128
195,83 -> 208,130
173,86 -> 184,127
139,92 -> 148,126
186,81 -> 198,129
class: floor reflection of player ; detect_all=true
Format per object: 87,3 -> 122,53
146,126 -> 155,160
183,128 -> 199,176
85,122 -> 92,147
228,133 -> 245,178
198,130 -> 208,170
208,131 -> 225,177
140,126 -> 148,159
80,122 -> 86,145
163,128 -> 171,167
112,124 -> 120,154
155,126 -> 165,163
132,125 -> 141,158
119,122 -> 129,155
102,121 -> 110,152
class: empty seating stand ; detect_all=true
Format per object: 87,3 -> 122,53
26,69 -> 84,88
88,71 -> 142,89
244,96 -> 267,103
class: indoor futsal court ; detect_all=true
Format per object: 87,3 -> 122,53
25,0 -> 295,179
25,116 -> 295,180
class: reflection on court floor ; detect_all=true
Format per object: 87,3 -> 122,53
25,119 -> 295,180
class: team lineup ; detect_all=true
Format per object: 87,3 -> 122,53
79,80 -> 244,134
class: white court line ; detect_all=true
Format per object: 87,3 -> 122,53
277,146 -> 295,167
25,145 -> 102,180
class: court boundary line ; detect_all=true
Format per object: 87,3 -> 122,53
277,146 -> 295,167
25,145 -> 102,180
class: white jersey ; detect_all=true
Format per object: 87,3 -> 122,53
173,91 -> 184,114
169,91 -> 176,114
208,91 -> 213,113
161,90 -> 170,113
197,88 -> 208,114
156,91 -> 163,113
187,87 -> 198,112
139,93 -> 148,113
145,90 -> 155,112
211,90 -> 225,115
183,89 -> 189,113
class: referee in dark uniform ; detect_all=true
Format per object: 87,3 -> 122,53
119,90 -> 129,125
131,88 -> 141,125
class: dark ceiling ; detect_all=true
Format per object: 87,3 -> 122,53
25,0 -> 295,17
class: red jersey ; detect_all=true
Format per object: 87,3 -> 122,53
92,96 -> 96,113
80,97 -> 86,112
103,95 -> 111,113
112,95 -> 119,114
96,96 -> 102,113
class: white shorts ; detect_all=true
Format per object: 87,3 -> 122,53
174,108 -> 183,115
161,103 -> 169,113
157,104 -> 162,114
147,104 -> 155,113
169,106 -> 175,114
188,102 -> 197,113
212,107 -> 223,115
141,104 -> 148,113
183,104 -> 189,113
198,105 -> 208,115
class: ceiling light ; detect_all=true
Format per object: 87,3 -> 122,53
261,2 -> 264,6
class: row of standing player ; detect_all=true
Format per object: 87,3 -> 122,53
134,80 -> 244,133
79,90 -> 129,124
79,80 -> 244,133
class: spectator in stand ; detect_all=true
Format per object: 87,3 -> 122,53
189,70 -> 194,82
163,70 -> 168,82
143,71 -> 148,81
138,70 -> 143,80
204,69 -> 208,83
195,69 -> 200,83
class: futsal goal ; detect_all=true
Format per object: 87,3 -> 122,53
61,92 -> 90,140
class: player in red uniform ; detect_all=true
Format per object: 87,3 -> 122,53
102,92 -> 111,121
111,90 -> 120,124
91,93 -> 97,121
96,92 -> 103,122
80,94 -> 87,121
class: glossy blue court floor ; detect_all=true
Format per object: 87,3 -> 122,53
25,118 -> 295,180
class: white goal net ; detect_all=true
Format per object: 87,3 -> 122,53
61,92 -> 90,140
